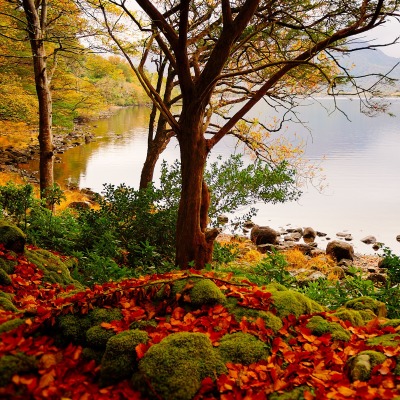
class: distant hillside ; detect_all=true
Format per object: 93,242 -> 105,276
334,44 -> 400,94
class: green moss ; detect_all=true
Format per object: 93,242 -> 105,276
57,308 -> 122,345
57,314 -> 92,344
0,296 -> 18,312
130,320 -> 158,330
0,353 -> 37,387
366,334 -> 400,348
25,249 -> 82,287
100,329 -> 149,387
0,257 -> 16,274
334,308 -> 365,327
0,221 -> 26,253
380,319 -> 400,328
0,318 -> 24,334
344,297 -> 387,318
394,356 -> 400,376
306,316 -> 351,341
270,290 -> 324,318
82,347 -> 104,365
86,325 -> 116,349
217,332 -> 269,365
138,332 -> 227,400
0,268 -> 11,285
226,298 -> 283,332
190,279 -> 226,306
347,350 -> 386,381
89,308 -> 123,325
358,309 -> 376,322
264,283 -> 288,292
269,385 -> 314,400
0,291 -> 14,301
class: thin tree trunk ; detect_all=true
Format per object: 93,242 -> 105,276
22,0 -> 54,199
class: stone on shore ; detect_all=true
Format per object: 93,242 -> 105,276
326,240 -> 354,262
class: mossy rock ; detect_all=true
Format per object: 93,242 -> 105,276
380,319 -> 400,328
334,308 -> 365,327
347,350 -> 386,381
0,296 -> 18,312
217,332 -> 269,365
171,278 -> 226,307
25,249 -> 82,287
137,332 -> 227,400
269,385 -> 314,400
0,221 -> 25,253
130,320 -> 158,330
100,329 -> 149,387
86,325 -> 116,349
306,316 -> 351,341
226,297 -> 283,332
0,353 -> 37,387
366,334 -> 400,348
82,347 -> 104,365
0,268 -> 11,285
344,296 -> 387,318
0,318 -> 24,334
264,283 -> 288,292
57,307 -> 123,345
0,257 -> 17,274
269,289 -> 324,318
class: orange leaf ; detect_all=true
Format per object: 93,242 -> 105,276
39,369 -> 56,389
337,386 -> 356,397
100,322 -> 113,329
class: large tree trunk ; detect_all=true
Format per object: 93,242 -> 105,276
22,0 -> 54,198
175,108 -> 213,269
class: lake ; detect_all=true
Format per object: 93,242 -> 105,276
45,98 -> 400,255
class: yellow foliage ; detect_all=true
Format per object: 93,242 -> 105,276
240,249 -> 263,263
284,249 -> 335,273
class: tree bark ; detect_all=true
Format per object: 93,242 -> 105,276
175,107 -> 213,269
22,0 -> 54,199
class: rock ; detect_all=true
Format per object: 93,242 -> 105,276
331,266 -> 345,279
0,222 -> 26,253
217,214 -> 229,224
297,271 -> 327,286
397,235 -> 400,243
243,220 -> 255,229
372,244 -> 381,251
287,227 -> 303,235
250,225 -> 279,245
289,232 -> 302,241
303,227 -> 316,243
361,235 -> 377,245
316,231 -> 327,237
336,232 -> 352,240
326,240 -> 354,262
368,273 -> 387,286
344,235 -> 353,241
347,351 -> 386,382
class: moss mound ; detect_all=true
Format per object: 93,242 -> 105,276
217,332 -> 269,365
0,268 -> 11,285
86,325 -> 116,349
347,350 -> 386,381
380,319 -> 400,328
269,289 -> 324,318
0,221 -> 25,253
0,318 -> 24,334
0,296 -> 18,312
226,297 -> 283,332
25,248 -> 81,287
334,308 -> 365,327
0,257 -> 17,274
100,329 -> 148,387
138,332 -> 227,400
306,316 -> 351,341
0,353 -> 37,387
57,307 -> 123,344
344,296 -> 387,318
366,334 -> 400,348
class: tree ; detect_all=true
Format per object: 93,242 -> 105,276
1,0 -> 90,199
97,0 -> 398,269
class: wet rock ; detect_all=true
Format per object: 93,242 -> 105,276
316,231 -> 327,237
336,232 -> 352,240
289,232 -> 302,242
361,235 -> 377,245
243,220 -> 255,229
287,227 -> 303,235
372,244 -> 381,251
303,227 -> 316,243
250,225 -> 279,246
331,266 -> 345,279
368,273 -> 387,286
326,241 -> 354,262
396,235 -> 400,242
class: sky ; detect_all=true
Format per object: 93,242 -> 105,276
360,17 -> 400,58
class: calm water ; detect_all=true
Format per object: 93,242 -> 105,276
44,98 -> 400,255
